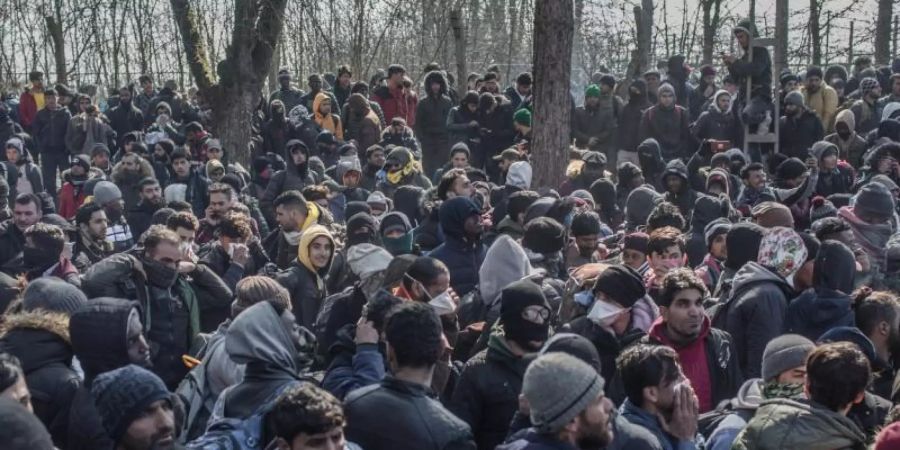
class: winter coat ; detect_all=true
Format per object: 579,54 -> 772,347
5,158 -> 43,199
686,195 -> 731,267
811,142 -> 855,197
65,114 -> 116,155
322,323 -> 386,400
221,301 -> 311,421
639,103 -> 694,160
429,198 -> 486,297
344,98 -> 382,156
81,251 -> 233,388
726,42 -> 772,104
712,262 -> 795,379
661,159 -> 703,219
850,99 -> 879,134
706,379 -> 762,450
785,241 -> 856,341
620,398 -> 701,450
0,218 -> 26,272
690,96 -> 739,143
148,89 -> 187,123
448,105 -> 483,158
448,331 -> 528,450
802,84 -> 840,132
572,94 -> 623,152
18,88 -> 40,130
779,110 -> 825,159
500,414 -> 662,450
112,157 -> 156,211
345,375 -> 475,450
274,226 -> 335,329
416,72 -> 454,174
32,106 -> 71,155
0,309 -> 80,448
269,87 -> 306,116
260,143 -> 317,222
619,81 -> 653,153
313,93 -> 344,141
731,398 -> 866,450
300,90 -> 341,119
825,110 -> 868,167
125,199 -> 162,241
372,84 -> 418,126
106,101 -> 144,147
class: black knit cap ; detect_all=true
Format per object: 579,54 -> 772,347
724,222 -> 765,270
500,279 -> 550,323
91,365 -> 170,445
570,211 -> 602,237
0,397 -> 54,450
541,333 -> 603,374
592,265 -> 646,308
523,217 -> 567,254
776,157 -> 807,181
344,201 -> 371,220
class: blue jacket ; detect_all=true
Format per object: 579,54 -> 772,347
429,197 -> 486,296
620,399 -> 700,450
322,325 -> 386,400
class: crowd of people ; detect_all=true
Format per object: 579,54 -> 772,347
4,17 -> 900,450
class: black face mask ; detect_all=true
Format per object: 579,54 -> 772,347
502,313 -> 549,352
837,129 -> 852,139
143,257 -> 178,288
23,246 -> 58,272
295,162 -> 309,178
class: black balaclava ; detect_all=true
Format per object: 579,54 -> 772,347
813,240 -> 855,295
500,279 -> 551,352
724,222 -> 765,270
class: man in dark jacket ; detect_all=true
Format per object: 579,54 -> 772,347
0,193 -> 42,272
261,190 -> 314,270
125,178 -> 163,240
81,225 -> 232,388
662,159 -> 702,219
429,197 -> 486,297
643,269 -> 742,413
416,71 -> 453,177
714,227 -> 806,378
618,79 -> 652,164
850,77 -> 882,134
573,80 -> 622,163
780,91 -> 824,159
31,89 -> 70,203
372,64 -> 417,126
785,241 -> 856,342
72,202 -> 113,272
300,74 -> 341,118
269,68 -> 306,115
106,86 -> 143,149
66,297 -> 152,450
261,140 -> 317,225
168,149 -> 209,218
666,55 -> 697,117
449,279 -> 548,450
504,72 -> 532,111
724,19 -> 772,129
638,83 -> 693,161
90,365 -> 176,450
0,278 -> 86,448
345,302 -> 475,450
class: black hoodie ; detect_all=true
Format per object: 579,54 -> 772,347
662,159 -> 702,218
785,241 -> 856,341
619,79 -> 652,153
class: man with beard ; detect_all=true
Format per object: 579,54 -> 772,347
497,352 -> 614,450
107,86 -> 144,149
126,178 -> 164,240
57,154 -> 93,220
801,66 -> 839,132
850,77 -> 882,134
300,74 -> 340,118
643,269 -> 741,413
618,345 -> 702,450
262,190 -> 312,270
261,140 -> 316,225
360,145 -> 385,192
72,202 -> 113,272
429,197 -> 485,297
195,183 -> 237,245
21,222 -> 79,286
168,149 -> 209,218
91,365 -> 177,450
268,68 -> 305,116
856,292 -> 900,399
0,193 -> 42,272
92,181 -> 134,253
779,91 -> 824,159
450,279 -> 551,450
82,225 -> 232,387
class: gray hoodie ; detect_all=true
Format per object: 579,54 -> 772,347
478,235 -> 536,307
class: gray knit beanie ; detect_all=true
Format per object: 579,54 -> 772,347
92,181 -> 122,206
22,278 -> 88,315
761,334 -> 816,381
523,352 -> 605,433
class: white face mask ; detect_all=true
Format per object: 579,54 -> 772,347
428,290 -> 457,316
587,300 -> 628,327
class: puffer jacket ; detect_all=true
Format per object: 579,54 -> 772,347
801,84 -> 840,132
785,240 -> 856,341
731,398 -> 866,450
345,376 -> 475,450
372,84 -> 418,126
274,225 -> 335,329
0,309 -> 80,448
690,90 -> 739,143
32,106 -> 72,155
449,329 -> 530,450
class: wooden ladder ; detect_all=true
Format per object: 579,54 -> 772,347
742,37 -> 779,153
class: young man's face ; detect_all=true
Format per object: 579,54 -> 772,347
368,150 -> 385,168
45,94 -> 58,109
208,192 -> 232,219
318,100 -> 332,115
291,147 -> 307,165
517,82 -> 532,96
621,248 -> 646,270
735,30 -> 749,48
576,234 -> 599,257
172,158 -> 190,177
141,80 -> 154,93
342,171 -> 360,188
659,92 -> 675,107
0,370 -> 31,413
120,89 -> 132,103
276,205 -> 307,232
821,153 -> 838,170
149,240 -> 181,270
140,183 -> 163,205
572,393 -> 614,449
710,234 -> 727,260
805,76 -> 822,93
449,175 -> 473,199
126,309 -> 151,367
784,80 -> 798,92
207,147 -> 223,161
463,214 -> 484,237
776,365 -> 807,385
5,147 -> 18,163
649,245 -> 684,278
644,75 -> 660,90
119,399 -> 176,450
279,426 -> 346,450
744,169 -> 766,190
13,201 -> 41,231
451,152 -> 469,168
661,288 -> 705,341
309,236 -> 333,269
665,174 -> 683,193
716,94 -> 730,112
82,210 -> 109,240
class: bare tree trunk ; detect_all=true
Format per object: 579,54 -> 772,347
44,15 -> 66,84
450,9 -> 467,95
639,0 -> 653,74
774,0 -> 788,82
170,0 -> 287,165
531,0 -> 573,188
876,0 -> 893,64
809,0 -> 821,65
700,0 -> 722,65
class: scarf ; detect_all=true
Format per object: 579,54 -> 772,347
838,206 -> 892,270
762,381 -> 805,400
386,161 -> 415,185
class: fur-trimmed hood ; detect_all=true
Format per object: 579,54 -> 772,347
111,155 -> 155,184
0,309 -> 71,343
0,309 -> 73,373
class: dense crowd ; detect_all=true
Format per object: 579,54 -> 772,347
4,17 -> 900,450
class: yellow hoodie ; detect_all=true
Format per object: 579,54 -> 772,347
313,93 -> 343,140
297,225 -> 335,289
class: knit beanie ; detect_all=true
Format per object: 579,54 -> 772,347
854,181 -> 896,221
806,66 -> 824,79
513,108 -> 532,127
657,83 -> 676,98
704,218 -> 732,249
784,90 -> 805,108
345,201 -> 372,220
585,84 -> 602,98
71,154 -> 91,172
347,243 -> 393,280
541,333 -> 603,374
725,222 -> 766,270
0,397 -> 55,450
809,196 -> 838,223
523,352 -> 605,433
366,191 -> 388,210
570,211 -> 602,237
875,422 -> 900,450
22,278 -> 87,315
380,211 -> 413,235
758,227 -> 808,279
776,157 -> 807,181
752,201 -> 794,228
761,334 -> 815,381
592,265 -> 646,308
569,190 -> 596,209
523,217 -> 567,254
234,276 -> 290,312
93,181 -> 122,205
818,326 -> 880,366
622,232 -> 649,254
91,365 -> 171,445
860,77 -> 881,97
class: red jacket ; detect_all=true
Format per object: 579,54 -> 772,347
372,85 -> 417,127
648,315 -> 714,412
18,90 -> 38,129
57,182 -> 87,220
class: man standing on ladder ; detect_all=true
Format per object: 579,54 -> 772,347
722,18 -> 773,162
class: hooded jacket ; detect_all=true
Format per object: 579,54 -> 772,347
636,138 -> 665,189
372,83 -> 418,126
416,72 -> 453,169
662,159 -> 702,219
638,98 -> 694,160
801,83 -> 840,132
222,301 -> 310,419
111,156 -> 155,211
64,113 -> 116,155
106,99 -> 144,147
618,80 -> 652,153
825,109 -> 868,167
706,379 -> 763,450
430,197 -> 486,297
731,398 -> 866,450
624,184 -> 662,231
0,309 -> 79,448
313,92 -> 343,141
572,91 -> 622,152
810,141 -> 854,198
713,262 -> 795,378
374,147 -> 432,198
785,241 -> 855,341
686,195 -> 730,267
274,225 -> 335,329
780,102 -> 825,159
260,139 -> 317,223
32,105 -> 72,155
691,90 -> 739,143
344,94 -> 382,154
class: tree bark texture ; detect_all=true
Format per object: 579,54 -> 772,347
876,0 -> 893,64
531,0 -> 573,189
